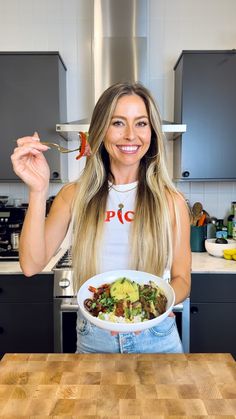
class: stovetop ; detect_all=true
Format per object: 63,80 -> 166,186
55,248 -> 72,269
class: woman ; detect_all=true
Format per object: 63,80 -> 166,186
11,82 -> 191,354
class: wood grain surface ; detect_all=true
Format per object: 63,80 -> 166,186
0,353 -> 235,418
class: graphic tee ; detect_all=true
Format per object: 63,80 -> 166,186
99,181 -> 137,273
99,181 -> 170,280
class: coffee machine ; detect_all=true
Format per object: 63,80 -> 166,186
0,197 -> 26,260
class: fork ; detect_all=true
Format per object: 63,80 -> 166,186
41,142 -> 81,153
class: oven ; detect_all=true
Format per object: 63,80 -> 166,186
53,250 -> 190,353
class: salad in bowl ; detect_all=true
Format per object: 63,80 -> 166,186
77,270 -> 175,332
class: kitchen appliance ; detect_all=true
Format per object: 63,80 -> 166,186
0,206 -> 26,261
56,0 -> 186,141
53,249 -> 77,353
53,249 -> 190,353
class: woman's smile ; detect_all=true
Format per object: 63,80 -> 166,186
104,94 -> 151,177
116,144 -> 141,154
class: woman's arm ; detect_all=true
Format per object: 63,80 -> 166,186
169,193 -> 192,304
19,184 -> 75,276
11,133 -> 75,276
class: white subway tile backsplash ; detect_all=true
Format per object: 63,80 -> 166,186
190,182 -> 205,194
8,183 -> 25,203
0,184 -> 10,197
218,182 -> 234,195
204,182 -> 219,195
176,182 -> 190,195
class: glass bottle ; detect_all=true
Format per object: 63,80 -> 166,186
216,219 -> 226,239
232,204 -> 236,240
227,201 -> 236,238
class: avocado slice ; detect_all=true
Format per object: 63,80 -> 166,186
110,278 -> 139,302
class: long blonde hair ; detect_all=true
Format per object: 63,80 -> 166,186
72,82 -> 181,291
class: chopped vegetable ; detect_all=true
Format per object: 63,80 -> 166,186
76,131 -> 88,160
84,277 -> 167,323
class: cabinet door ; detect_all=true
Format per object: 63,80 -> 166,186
174,51 -> 236,180
0,303 -> 53,356
0,273 -> 54,303
0,52 -> 67,181
190,302 -> 236,359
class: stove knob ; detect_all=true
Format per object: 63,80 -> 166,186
59,279 -> 70,289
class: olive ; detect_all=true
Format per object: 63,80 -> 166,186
215,238 -> 228,244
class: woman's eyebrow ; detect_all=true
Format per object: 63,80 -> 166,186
111,115 -> 149,120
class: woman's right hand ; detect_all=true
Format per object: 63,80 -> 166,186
11,132 -> 50,192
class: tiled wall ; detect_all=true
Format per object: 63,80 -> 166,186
0,0 -> 235,219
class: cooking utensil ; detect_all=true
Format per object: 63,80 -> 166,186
197,213 -> 206,226
41,142 -> 82,153
192,202 -> 203,225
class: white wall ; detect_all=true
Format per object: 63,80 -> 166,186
0,0 -> 236,220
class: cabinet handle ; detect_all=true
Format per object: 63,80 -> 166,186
0,288 -> 2,293
190,306 -> 199,314
0,327 -> 4,334
182,171 -> 190,178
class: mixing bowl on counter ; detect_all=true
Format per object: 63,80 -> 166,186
205,238 -> 236,258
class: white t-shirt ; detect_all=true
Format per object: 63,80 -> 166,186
99,181 -> 170,280
99,181 -> 137,272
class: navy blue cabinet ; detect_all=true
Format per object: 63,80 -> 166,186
0,52 -> 67,182
190,273 -> 236,359
0,273 -> 54,357
174,50 -> 236,180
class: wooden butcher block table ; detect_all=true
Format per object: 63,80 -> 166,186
0,353 -> 236,417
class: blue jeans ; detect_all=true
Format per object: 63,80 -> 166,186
76,309 -> 183,354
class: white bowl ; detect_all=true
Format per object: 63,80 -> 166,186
205,238 -> 236,258
77,269 -> 175,332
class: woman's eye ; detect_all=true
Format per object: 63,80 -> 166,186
137,121 -> 148,127
112,120 -> 124,127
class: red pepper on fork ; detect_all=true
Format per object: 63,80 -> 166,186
76,131 -> 88,160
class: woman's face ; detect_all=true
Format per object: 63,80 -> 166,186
104,94 -> 152,172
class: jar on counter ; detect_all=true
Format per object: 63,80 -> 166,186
216,219 -> 228,239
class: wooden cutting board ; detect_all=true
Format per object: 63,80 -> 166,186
0,353 -> 235,417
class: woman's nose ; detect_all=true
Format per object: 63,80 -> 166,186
124,124 -> 136,141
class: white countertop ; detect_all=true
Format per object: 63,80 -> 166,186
0,246 -> 67,275
0,250 -> 236,275
191,251 -> 236,273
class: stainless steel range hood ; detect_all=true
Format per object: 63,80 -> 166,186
93,0 -> 148,102
57,0 -> 186,139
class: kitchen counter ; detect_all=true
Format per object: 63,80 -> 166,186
0,224 -> 72,274
0,353 -> 235,416
191,251 -> 236,273
0,246 -> 66,274
0,250 -> 236,275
